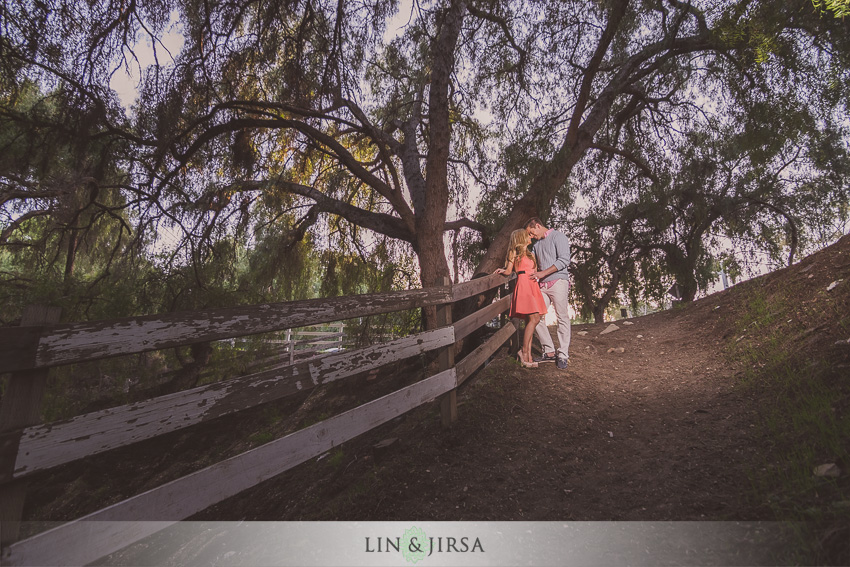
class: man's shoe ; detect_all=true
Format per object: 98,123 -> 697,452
556,356 -> 568,369
533,352 -> 557,363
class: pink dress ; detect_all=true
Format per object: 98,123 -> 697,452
510,256 -> 548,317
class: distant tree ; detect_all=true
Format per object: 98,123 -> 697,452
0,80 -> 142,319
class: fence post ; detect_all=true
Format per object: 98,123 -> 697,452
509,318 -> 522,356
436,277 -> 457,427
286,329 -> 294,365
0,304 -> 62,546
504,278 -> 521,356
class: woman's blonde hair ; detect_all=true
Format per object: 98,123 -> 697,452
505,229 -> 536,269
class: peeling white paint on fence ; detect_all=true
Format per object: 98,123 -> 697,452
4,369 -> 458,567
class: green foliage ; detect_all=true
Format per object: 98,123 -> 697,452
327,449 -> 346,469
813,0 -> 850,18
246,405 -> 286,446
249,431 -> 276,445
717,16 -> 781,64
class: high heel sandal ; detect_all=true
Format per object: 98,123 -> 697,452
517,351 -> 538,368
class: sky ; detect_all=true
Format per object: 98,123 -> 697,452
109,11 -> 185,110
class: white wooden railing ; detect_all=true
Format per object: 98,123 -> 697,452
0,274 -> 517,566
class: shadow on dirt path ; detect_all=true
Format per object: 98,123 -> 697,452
187,310 -> 766,524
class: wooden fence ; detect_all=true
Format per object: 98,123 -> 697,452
279,322 -> 346,365
237,322 -> 347,372
0,274 -> 517,566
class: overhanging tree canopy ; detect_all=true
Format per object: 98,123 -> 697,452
1,0 -> 848,322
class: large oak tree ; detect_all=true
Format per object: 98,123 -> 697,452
1,0 -> 848,323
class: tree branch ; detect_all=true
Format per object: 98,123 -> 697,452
590,142 -> 660,183
467,4 -> 528,87
565,0 -> 630,147
226,179 -> 414,242
0,209 -> 53,244
445,217 -> 487,234
742,197 -> 799,266
162,115 -> 416,230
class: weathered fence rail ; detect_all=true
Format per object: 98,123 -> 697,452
0,288 -> 453,373
0,274 -> 516,566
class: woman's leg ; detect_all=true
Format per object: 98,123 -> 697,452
524,313 -> 541,363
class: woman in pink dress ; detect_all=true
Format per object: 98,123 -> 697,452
495,229 -> 548,368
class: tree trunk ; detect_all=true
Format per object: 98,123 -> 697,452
593,304 -> 605,324
474,193 -> 541,276
473,82 -> 612,277
62,230 -> 78,295
665,249 -> 698,304
593,265 -> 624,322
417,0 -> 466,329
169,342 -> 213,393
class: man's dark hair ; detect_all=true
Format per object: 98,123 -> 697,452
524,217 -> 544,229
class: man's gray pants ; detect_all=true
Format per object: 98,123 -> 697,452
535,279 -> 571,360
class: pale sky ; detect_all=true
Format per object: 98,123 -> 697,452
110,11 -> 185,110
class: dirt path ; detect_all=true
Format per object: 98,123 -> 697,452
451,315 -> 763,521
187,307 -> 769,523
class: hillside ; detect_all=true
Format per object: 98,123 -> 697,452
22,234 -> 850,565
